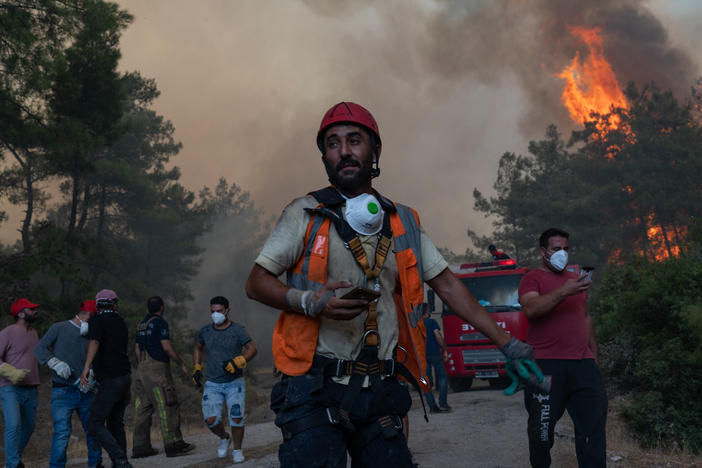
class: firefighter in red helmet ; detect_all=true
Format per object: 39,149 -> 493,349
246,102 -> 542,467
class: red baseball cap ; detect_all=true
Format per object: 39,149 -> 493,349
10,298 -> 39,317
79,300 -> 97,316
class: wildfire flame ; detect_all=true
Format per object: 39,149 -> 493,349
558,26 -> 628,130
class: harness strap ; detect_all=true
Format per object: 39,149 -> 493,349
348,415 -> 403,451
280,406 -> 354,441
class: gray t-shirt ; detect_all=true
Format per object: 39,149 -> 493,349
197,322 -> 251,383
34,320 -> 90,386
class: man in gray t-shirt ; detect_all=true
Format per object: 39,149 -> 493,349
192,296 -> 257,464
35,300 -> 102,468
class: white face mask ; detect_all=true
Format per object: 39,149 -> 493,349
548,249 -> 568,271
345,193 -> 384,236
211,312 -> 226,325
75,316 -> 89,335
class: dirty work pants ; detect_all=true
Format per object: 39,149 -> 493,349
86,374 -> 131,465
271,370 -> 414,468
524,359 -> 607,468
133,356 -> 183,451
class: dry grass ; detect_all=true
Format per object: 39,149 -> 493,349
604,396 -> 701,467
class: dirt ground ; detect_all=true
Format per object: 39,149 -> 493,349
10,369 -> 702,468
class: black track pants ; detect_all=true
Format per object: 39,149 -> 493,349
523,359 -> 607,468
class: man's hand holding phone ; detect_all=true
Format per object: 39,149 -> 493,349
286,281 -> 376,321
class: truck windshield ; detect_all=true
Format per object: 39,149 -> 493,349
443,274 -> 523,315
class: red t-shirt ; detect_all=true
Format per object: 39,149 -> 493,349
518,269 -> 593,360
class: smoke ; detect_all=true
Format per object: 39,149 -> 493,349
107,0 -> 699,364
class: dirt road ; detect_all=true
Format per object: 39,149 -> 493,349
65,380 -> 587,468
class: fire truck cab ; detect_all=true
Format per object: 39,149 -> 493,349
436,259 -> 529,391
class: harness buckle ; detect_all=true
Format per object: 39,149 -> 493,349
362,329 -> 379,345
383,359 -> 395,377
326,407 -> 339,424
335,360 -> 344,378
395,345 -> 408,364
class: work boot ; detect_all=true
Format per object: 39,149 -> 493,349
165,440 -> 196,457
113,458 -> 133,468
132,446 -> 159,458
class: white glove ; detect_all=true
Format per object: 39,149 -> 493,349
48,357 -> 72,379
79,369 -> 96,393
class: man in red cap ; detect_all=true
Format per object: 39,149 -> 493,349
35,300 -> 103,468
246,102 -> 542,467
80,289 -> 133,468
0,298 -> 41,468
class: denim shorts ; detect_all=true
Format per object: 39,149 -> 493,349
202,379 -> 245,427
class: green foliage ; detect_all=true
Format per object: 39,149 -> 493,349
0,2 -> 269,336
593,254 -> 702,451
472,83 -> 702,271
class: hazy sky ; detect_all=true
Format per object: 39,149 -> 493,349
111,0 -> 700,253
2,0 -> 700,255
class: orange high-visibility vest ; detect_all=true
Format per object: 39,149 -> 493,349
271,198 -> 430,392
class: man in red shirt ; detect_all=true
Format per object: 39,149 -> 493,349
518,228 -> 607,468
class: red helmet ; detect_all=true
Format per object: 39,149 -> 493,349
316,102 -> 381,153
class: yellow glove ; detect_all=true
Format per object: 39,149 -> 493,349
223,355 -> 247,374
0,363 -> 29,385
192,363 -> 203,387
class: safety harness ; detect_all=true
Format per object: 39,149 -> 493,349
280,187 -> 427,446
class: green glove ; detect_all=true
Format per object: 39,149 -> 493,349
0,363 -> 29,385
503,359 -> 550,396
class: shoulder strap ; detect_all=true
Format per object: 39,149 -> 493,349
137,315 -> 159,332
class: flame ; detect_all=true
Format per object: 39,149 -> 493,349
645,214 -> 686,261
558,26 -> 628,131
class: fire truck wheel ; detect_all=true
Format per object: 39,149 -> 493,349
448,377 -> 473,392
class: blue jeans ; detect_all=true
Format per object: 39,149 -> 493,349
425,353 -> 448,409
0,385 -> 37,468
202,379 -> 245,427
50,386 -> 102,468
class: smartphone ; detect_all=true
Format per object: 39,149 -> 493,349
581,267 -> 594,282
340,287 -> 381,301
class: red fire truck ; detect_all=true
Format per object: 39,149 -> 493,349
435,259 -> 529,391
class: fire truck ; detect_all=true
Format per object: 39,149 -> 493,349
430,258 -> 584,391
431,258 -> 529,391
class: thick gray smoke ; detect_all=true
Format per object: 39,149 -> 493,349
112,0 -> 698,366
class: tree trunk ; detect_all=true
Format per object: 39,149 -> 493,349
21,156 -> 33,253
76,182 -> 91,233
66,174 -> 81,247
660,223 -> 674,258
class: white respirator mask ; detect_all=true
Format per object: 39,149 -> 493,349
548,249 -> 568,272
345,193 -> 384,236
76,316 -> 89,336
211,312 -> 226,325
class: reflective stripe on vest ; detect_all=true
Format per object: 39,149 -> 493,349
271,200 -> 429,392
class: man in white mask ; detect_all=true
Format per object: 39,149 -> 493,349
192,296 -> 257,464
246,101 -> 541,467
518,228 -> 607,468
35,300 -> 103,468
